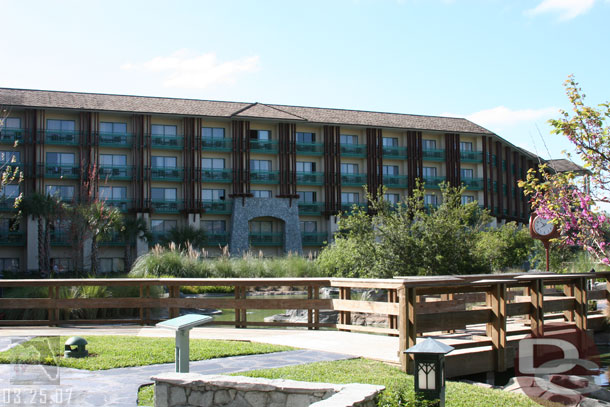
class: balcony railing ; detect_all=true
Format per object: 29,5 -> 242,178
50,231 -> 70,246
340,144 -> 366,157
462,178 -> 484,190
99,132 -> 133,147
250,139 -> 278,153
423,149 -> 445,161
382,146 -> 407,159
340,202 -> 367,212
151,167 -> 184,181
301,232 -> 327,246
249,232 -> 283,246
205,232 -> 229,246
202,200 -> 232,214
45,130 -> 80,145
460,151 -> 483,163
0,129 -> 24,144
99,165 -> 132,180
0,161 -> 22,175
150,200 -> 182,213
151,135 -> 184,149
422,176 -> 446,188
0,231 -> 25,246
100,232 -> 126,246
201,169 -> 232,183
102,199 -> 131,212
202,137 -> 232,151
296,142 -> 324,156
298,202 -> 325,215
251,170 -> 279,184
341,173 -> 367,186
296,172 -> 324,185
383,175 -> 408,188
45,164 -> 80,179
0,197 -> 17,212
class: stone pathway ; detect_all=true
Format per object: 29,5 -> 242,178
0,349 -> 354,406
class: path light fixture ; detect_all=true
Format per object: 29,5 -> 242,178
405,337 -> 454,407
64,336 -> 88,358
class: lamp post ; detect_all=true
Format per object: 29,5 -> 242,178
405,338 -> 454,407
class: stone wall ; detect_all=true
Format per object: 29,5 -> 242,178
152,373 -> 384,407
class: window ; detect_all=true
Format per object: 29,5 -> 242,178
250,130 -> 270,140
202,220 -> 226,233
1,118 -> 21,129
382,137 -> 398,147
0,185 -> 19,198
47,119 -> 75,132
251,160 -> 272,171
384,193 -> 400,204
423,139 -> 436,149
341,163 -> 358,174
382,165 -> 399,176
100,154 -> 127,167
298,191 -> 316,202
99,186 -> 127,200
461,195 -> 475,205
423,167 -> 437,177
151,124 -> 177,136
152,156 -> 177,168
340,134 -> 357,144
460,142 -> 473,152
151,188 -> 177,201
46,152 -> 75,165
201,189 -> 225,201
0,151 -> 20,164
296,132 -> 315,143
46,185 -> 74,201
300,221 -> 317,233
100,122 -> 127,134
50,258 -> 71,273
202,127 -> 225,139
424,194 -> 437,206
151,219 -> 177,233
252,190 -> 272,198
342,192 -> 359,203
296,162 -> 316,172
0,219 -> 11,233
0,258 -> 19,273
250,221 -> 273,233
460,169 -> 474,179
99,258 -> 124,274
202,158 -> 225,169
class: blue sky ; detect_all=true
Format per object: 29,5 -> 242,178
1,0 -> 609,162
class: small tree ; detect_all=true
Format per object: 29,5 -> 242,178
83,202 -> 122,275
118,216 -> 152,272
160,225 -> 207,250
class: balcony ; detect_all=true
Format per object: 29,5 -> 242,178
460,150 -> 483,163
340,202 -> 367,212
296,142 -> 324,156
45,130 -> 80,145
251,170 -> 279,184
383,175 -> 408,188
202,137 -> 232,151
340,144 -> 366,157
151,167 -> 184,181
45,164 -> 80,179
250,139 -> 278,153
201,169 -> 232,183
462,178 -> 484,190
423,149 -> 445,161
382,146 -> 407,159
341,173 -> 367,186
205,232 -> 229,246
102,199 -> 131,212
301,232 -> 327,246
0,231 -> 25,246
202,200 -> 232,214
0,129 -> 24,144
151,135 -> 184,149
0,161 -> 22,175
150,200 -> 182,213
50,231 -> 70,246
296,172 -> 324,185
422,176 -> 446,188
249,232 -> 283,246
99,165 -> 132,181
298,202 -> 325,215
0,197 -> 17,212
99,132 -> 133,147
100,232 -> 126,246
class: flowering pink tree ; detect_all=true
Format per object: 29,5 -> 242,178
520,76 -> 609,264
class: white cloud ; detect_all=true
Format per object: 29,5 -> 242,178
443,106 -> 558,128
525,0 -> 596,21
121,49 -> 260,89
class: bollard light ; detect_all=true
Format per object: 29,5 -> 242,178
64,336 -> 88,358
405,338 -> 454,407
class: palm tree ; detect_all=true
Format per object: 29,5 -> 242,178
160,225 -> 207,250
83,202 -> 122,275
118,216 -> 152,272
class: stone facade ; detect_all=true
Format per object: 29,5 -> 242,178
152,373 -> 384,407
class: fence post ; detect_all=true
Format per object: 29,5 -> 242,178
314,285 -> 320,330
169,285 -> 179,319
388,289 -> 398,337
486,282 -> 507,372
307,285 -> 313,330
139,285 -> 145,325
398,283 -> 417,374
530,278 -> 544,337
563,283 -> 575,322
574,277 -> 588,331
48,285 -> 57,326
338,287 -> 351,331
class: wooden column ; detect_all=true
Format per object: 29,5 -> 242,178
482,137 -> 488,209
530,279 -> 544,337
323,125 -> 341,215
398,285 -> 417,373
574,277 -> 588,331
486,283 -> 507,372
366,128 -> 383,199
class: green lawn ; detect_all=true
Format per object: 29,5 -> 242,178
0,336 -> 293,371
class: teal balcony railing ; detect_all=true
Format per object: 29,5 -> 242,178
251,170 -> 279,184
102,199 -> 131,212
296,142 -> 324,156
202,137 -> 232,151
150,232 -> 165,246
50,231 -> 70,246
201,169 -> 232,183
341,173 -> 367,186
45,130 -> 80,145
340,144 -> 366,157
151,167 -> 183,181
460,150 -> 483,163
296,172 -> 324,185
100,232 -> 126,246
0,197 -> 17,211
45,164 -> 80,179
0,161 -> 22,175
423,149 -> 445,161
422,176 -> 446,188
99,165 -> 132,180
301,232 -> 327,246
0,231 -> 25,246
383,175 -> 408,188
151,135 -> 184,149
382,146 -> 407,159
462,178 -> 484,190
340,202 -> 367,212
205,232 -> 229,246
249,232 -> 283,246
202,200 -> 232,214
150,200 -> 182,213
0,128 -> 24,144
99,132 -> 133,147
298,202 -> 325,215
250,139 -> 278,153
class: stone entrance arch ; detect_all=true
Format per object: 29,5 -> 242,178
229,198 -> 302,255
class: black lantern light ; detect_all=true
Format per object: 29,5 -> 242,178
405,338 -> 454,407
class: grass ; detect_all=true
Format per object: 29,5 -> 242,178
0,336 -> 293,371
138,385 -> 154,406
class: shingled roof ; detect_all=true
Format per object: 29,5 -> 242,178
545,159 -> 590,174
0,87 -> 494,135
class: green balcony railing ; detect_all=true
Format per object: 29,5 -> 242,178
249,232 -> 283,246
0,161 -> 22,175
0,231 -> 25,246
341,173 -> 367,186
422,176 -> 446,188
100,232 -> 127,246
45,164 -> 80,179
340,144 -> 366,157
45,130 -> 80,145
50,231 -> 70,246
298,201 -> 325,215
151,135 -> 184,149
150,200 -> 182,213
202,200 -> 232,214
205,232 -> 229,246
296,172 -> 324,185
382,146 -> 407,159
99,165 -> 132,180
462,178 -> 484,190
102,199 -> 131,212
151,167 -> 184,181
202,137 -> 232,151
250,139 -> 278,153
251,170 -> 279,184
296,142 -> 324,156
383,175 -> 408,188
423,149 -> 445,161
340,202 -> 367,212
201,169 -> 232,183
0,197 -> 17,211
99,132 -> 133,147
0,129 -> 24,144
301,232 -> 327,246
460,151 -> 483,163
